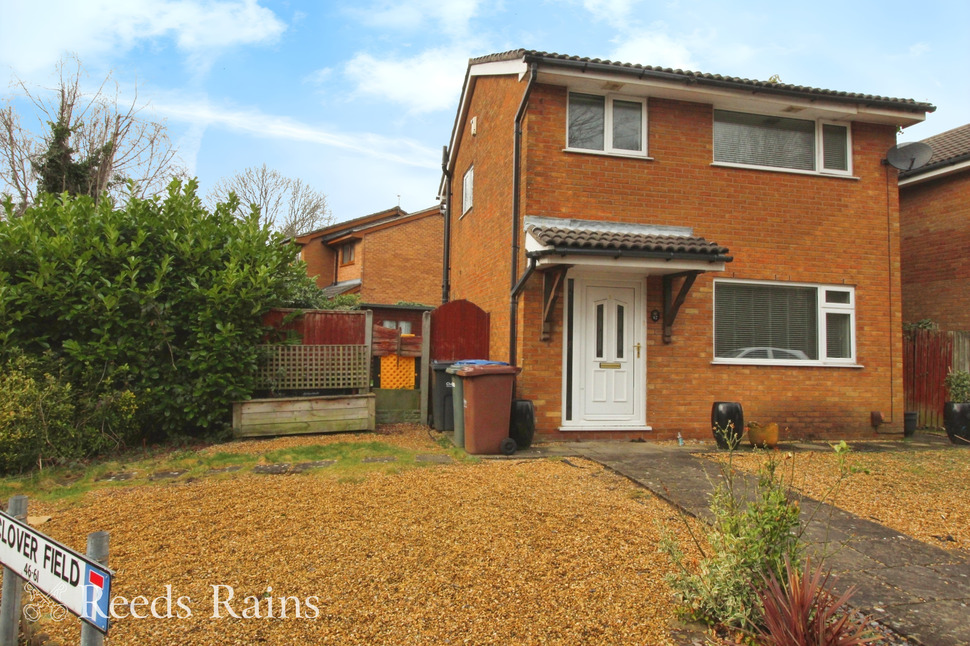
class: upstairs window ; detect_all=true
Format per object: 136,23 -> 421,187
713,110 -> 851,175
340,242 -> 355,265
462,166 -> 474,214
567,92 -> 647,156
714,280 -> 855,365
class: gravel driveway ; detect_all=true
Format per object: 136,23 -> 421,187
24,428 -> 703,645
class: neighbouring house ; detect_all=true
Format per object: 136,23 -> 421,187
293,204 -> 443,326
439,49 -> 934,441
899,124 -> 970,331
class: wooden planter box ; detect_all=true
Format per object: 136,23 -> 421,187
232,394 -> 376,438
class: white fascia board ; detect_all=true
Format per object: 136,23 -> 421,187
469,58 -> 528,79
899,159 -> 970,187
534,254 -> 726,275
439,58 -> 530,198
538,68 -> 926,127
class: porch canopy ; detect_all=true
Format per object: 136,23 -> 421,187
522,216 -> 733,342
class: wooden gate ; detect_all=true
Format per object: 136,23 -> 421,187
903,329 -> 970,429
430,299 -> 490,361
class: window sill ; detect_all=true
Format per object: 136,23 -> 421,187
563,148 -> 653,161
711,359 -> 864,368
339,261 -> 355,267
459,208 -> 471,220
559,424 -> 653,432
710,162 -> 858,180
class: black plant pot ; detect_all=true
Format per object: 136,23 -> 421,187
711,401 -> 744,449
943,402 -> 970,446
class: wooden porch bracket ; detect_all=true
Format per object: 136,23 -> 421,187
662,271 -> 701,344
540,266 -> 569,341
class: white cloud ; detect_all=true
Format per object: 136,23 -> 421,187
344,47 -> 470,114
349,0 -> 483,38
583,0 -> 640,28
155,97 -> 440,170
0,0 -> 285,78
908,42 -> 930,57
609,31 -> 698,70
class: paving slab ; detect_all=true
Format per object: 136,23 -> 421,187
253,464 -> 291,474
415,454 -> 454,464
292,460 -> 336,472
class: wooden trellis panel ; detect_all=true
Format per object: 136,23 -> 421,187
257,344 -> 369,391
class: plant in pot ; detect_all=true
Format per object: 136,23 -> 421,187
943,370 -> 970,445
747,421 -> 779,449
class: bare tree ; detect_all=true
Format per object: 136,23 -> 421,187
0,56 -> 185,215
208,164 -> 332,237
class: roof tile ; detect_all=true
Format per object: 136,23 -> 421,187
529,225 -> 729,257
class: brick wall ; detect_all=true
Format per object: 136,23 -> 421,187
900,170 -> 970,331
336,241 -> 362,283
301,242 -> 336,288
449,78 -> 905,440
448,75 -> 523,361
360,210 -> 443,305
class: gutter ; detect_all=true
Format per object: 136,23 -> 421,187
508,62 -> 539,367
522,53 -> 933,115
440,146 -> 452,304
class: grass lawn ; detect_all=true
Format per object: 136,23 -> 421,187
4,425 -> 703,645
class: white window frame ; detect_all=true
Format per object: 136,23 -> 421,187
565,91 -> 648,157
462,166 -> 473,215
712,110 -> 853,177
712,279 -> 858,367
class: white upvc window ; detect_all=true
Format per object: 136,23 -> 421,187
567,92 -> 647,156
713,279 -> 856,366
713,110 -> 852,176
462,166 -> 473,214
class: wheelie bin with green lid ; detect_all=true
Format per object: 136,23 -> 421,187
455,363 -> 521,455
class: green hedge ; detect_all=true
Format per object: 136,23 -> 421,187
0,180 -> 322,467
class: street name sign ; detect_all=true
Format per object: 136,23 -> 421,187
0,509 -> 112,633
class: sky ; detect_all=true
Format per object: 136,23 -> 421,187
1,0 -> 968,223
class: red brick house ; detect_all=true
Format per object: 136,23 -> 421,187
900,124 -> 970,331
439,50 -> 934,441
294,205 -> 443,317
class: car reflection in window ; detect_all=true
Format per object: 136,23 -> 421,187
724,347 -> 811,360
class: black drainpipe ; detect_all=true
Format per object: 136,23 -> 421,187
440,145 -> 452,304
509,62 -> 538,366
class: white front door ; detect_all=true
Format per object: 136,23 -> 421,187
568,276 -> 646,427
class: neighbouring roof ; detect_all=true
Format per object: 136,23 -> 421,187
472,50 -> 935,115
293,204 -> 440,245
322,279 -> 361,298
900,123 -> 970,179
527,222 -> 730,259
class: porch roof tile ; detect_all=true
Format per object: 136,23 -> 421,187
528,224 -> 729,257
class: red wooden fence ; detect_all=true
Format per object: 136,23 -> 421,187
904,329 -> 953,429
430,299 -> 490,361
262,309 -> 367,344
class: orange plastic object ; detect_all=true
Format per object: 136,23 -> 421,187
380,355 -> 415,389
457,364 -> 521,454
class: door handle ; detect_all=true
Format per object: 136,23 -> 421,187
635,342 -> 641,358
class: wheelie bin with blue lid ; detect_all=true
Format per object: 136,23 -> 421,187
446,360 -> 508,448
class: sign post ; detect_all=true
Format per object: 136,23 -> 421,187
0,503 -> 113,634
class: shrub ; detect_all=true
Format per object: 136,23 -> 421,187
944,370 -> 970,403
662,455 -> 802,631
756,558 -> 879,646
0,180 -> 320,444
0,353 -> 136,473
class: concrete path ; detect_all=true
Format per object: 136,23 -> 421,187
504,437 -> 970,646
